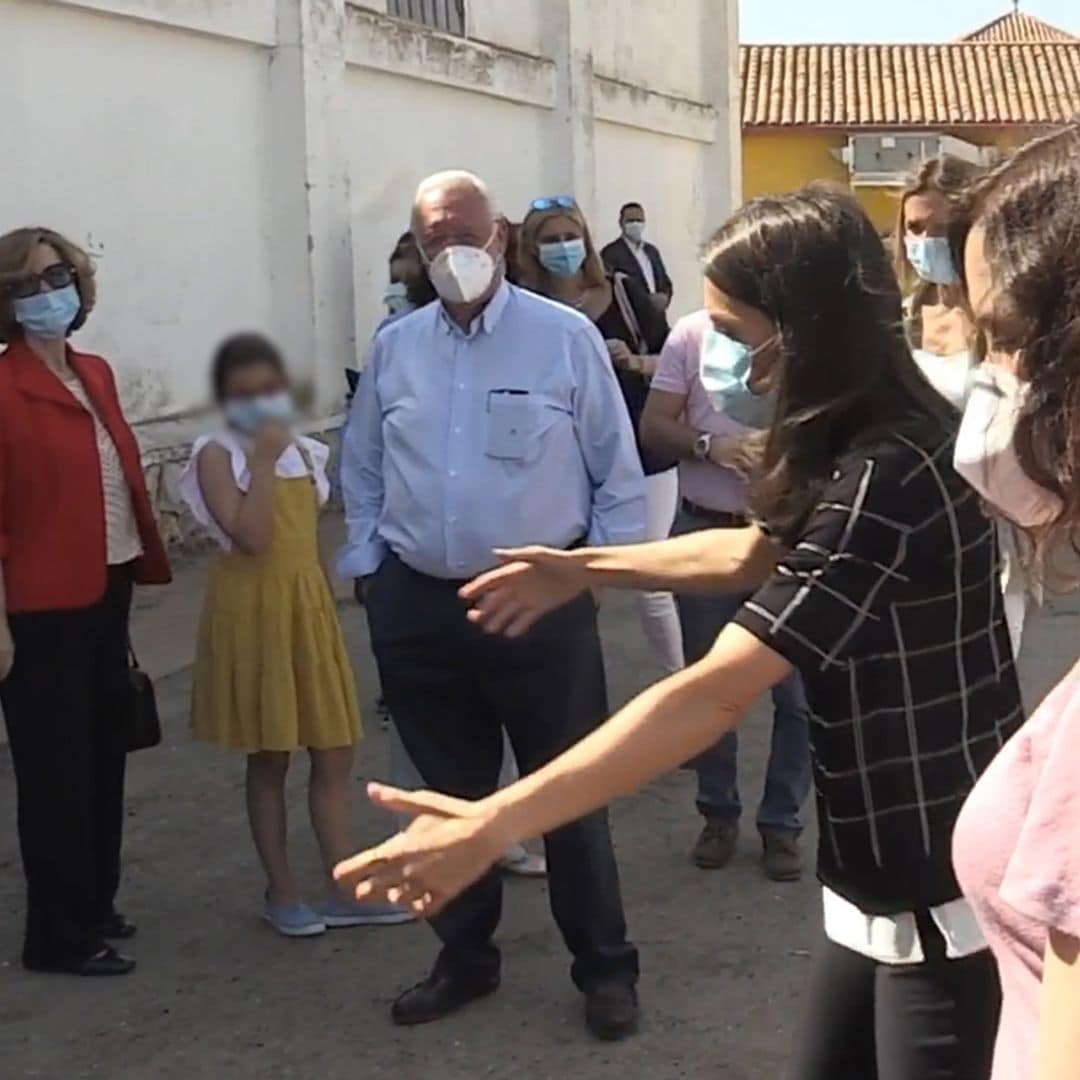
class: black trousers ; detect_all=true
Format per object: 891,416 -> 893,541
1,567 -> 133,968
365,552 -> 638,991
790,917 -> 1001,1080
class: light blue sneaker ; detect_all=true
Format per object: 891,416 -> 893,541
314,897 -> 415,928
263,895 -> 327,938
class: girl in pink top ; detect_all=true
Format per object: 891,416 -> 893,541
951,123 -> 1080,1080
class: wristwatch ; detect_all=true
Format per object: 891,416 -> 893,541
692,433 -> 713,462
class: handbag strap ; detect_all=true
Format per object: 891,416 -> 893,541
611,273 -> 646,356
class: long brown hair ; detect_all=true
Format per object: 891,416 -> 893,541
516,202 -> 607,295
706,184 -> 953,545
894,156 -> 982,284
950,123 -> 1080,550
0,227 -> 96,344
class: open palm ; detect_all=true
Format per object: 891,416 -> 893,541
458,546 -> 591,637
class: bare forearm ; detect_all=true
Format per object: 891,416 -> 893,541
1036,930 -> 1080,1080
232,460 -> 278,553
490,662 -> 741,843
577,527 -> 777,594
640,410 -> 699,463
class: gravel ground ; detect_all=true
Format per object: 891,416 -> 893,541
2,569 -> 1077,1080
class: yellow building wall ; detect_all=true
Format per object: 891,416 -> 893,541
742,127 -> 1048,235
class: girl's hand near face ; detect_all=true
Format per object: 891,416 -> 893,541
252,421 -> 292,466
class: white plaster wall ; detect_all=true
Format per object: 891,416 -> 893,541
594,121 -> 713,321
0,1 -> 274,424
466,0 -> 545,56
345,65 -> 548,347
589,0 -> 710,101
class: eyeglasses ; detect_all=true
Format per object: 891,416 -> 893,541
4,263 -> 76,300
529,196 -> 577,213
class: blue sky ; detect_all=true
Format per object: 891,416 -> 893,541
739,1 -> 1080,42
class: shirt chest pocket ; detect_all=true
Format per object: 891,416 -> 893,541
484,394 -> 571,463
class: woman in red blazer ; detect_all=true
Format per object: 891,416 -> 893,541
0,228 -> 170,976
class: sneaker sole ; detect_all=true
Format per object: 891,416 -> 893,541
321,913 -> 416,928
262,915 -> 327,938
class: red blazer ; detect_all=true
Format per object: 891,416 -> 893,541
0,340 -> 171,613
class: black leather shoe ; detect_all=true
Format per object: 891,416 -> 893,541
391,971 -> 499,1026
26,946 -> 136,977
79,947 -> 136,977
101,913 -> 138,941
585,981 -> 639,1041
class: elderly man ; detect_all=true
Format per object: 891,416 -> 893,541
339,171 -> 645,1039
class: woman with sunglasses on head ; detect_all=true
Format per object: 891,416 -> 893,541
517,196 -> 684,679
337,185 -> 1022,1079
950,123 -> 1080,1080
897,157 -> 1032,656
0,228 -> 171,976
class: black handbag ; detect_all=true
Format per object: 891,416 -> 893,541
127,646 -> 162,753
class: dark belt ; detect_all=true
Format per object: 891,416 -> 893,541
681,498 -> 748,529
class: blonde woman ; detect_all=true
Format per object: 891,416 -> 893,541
897,157 -> 1031,656
518,197 -> 684,678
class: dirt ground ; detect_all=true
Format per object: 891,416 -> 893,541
3,532 -> 1078,1080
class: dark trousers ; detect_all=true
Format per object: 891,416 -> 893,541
1,567 -> 133,968
790,921 -> 1001,1080
365,552 -> 638,991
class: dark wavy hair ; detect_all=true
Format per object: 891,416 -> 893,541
950,123 -> 1080,549
705,184 -> 952,544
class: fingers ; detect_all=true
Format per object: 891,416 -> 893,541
458,561 -> 526,601
493,546 -> 558,566
333,842 -> 390,883
366,783 -> 471,818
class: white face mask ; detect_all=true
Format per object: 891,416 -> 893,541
954,364 -> 1062,529
384,282 -> 412,316
623,221 -> 646,245
424,230 -> 499,305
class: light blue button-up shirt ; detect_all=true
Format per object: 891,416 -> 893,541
337,282 -> 646,580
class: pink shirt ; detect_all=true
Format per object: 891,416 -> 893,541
954,660 -> 1080,1079
649,310 -> 748,515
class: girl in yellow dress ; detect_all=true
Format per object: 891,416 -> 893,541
180,334 -> 410,936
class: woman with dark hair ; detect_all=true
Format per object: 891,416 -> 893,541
336,185 -> 1021,1078
0,227 -> 171,976
949,123 -> 1080,1080
517,196 -> 684,680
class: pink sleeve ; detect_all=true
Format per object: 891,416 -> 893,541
649,319 -> 694,395
1000,668 -> 1080,939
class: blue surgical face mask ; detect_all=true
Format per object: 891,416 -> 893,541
223,391 -> 296,437
700,329 -> 776,430
13,283 -> 82,340
904,234 -> 959,286
538,239 -> 587,278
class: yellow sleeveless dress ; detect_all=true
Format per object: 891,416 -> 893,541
191,472 -> 361,752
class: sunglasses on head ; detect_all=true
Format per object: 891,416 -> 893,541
4,263 -> 76,301
529,196 -> 577,213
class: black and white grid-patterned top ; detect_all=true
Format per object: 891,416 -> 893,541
735,423 -> 1025,914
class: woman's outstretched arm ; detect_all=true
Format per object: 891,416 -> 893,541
460,526 -> 778,638
334,624 -> 790,914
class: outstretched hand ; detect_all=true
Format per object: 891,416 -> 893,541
333,785 -> 510,918
458,547 -> 591,637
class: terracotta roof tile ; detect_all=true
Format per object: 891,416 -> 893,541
741,42 -> 1080,128
962,11 -> 1078,44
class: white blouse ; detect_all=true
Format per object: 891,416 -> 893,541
178,430 -> 331,551
60,371 -> 143,566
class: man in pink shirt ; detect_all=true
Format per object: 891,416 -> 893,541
641,310 -> 811,881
